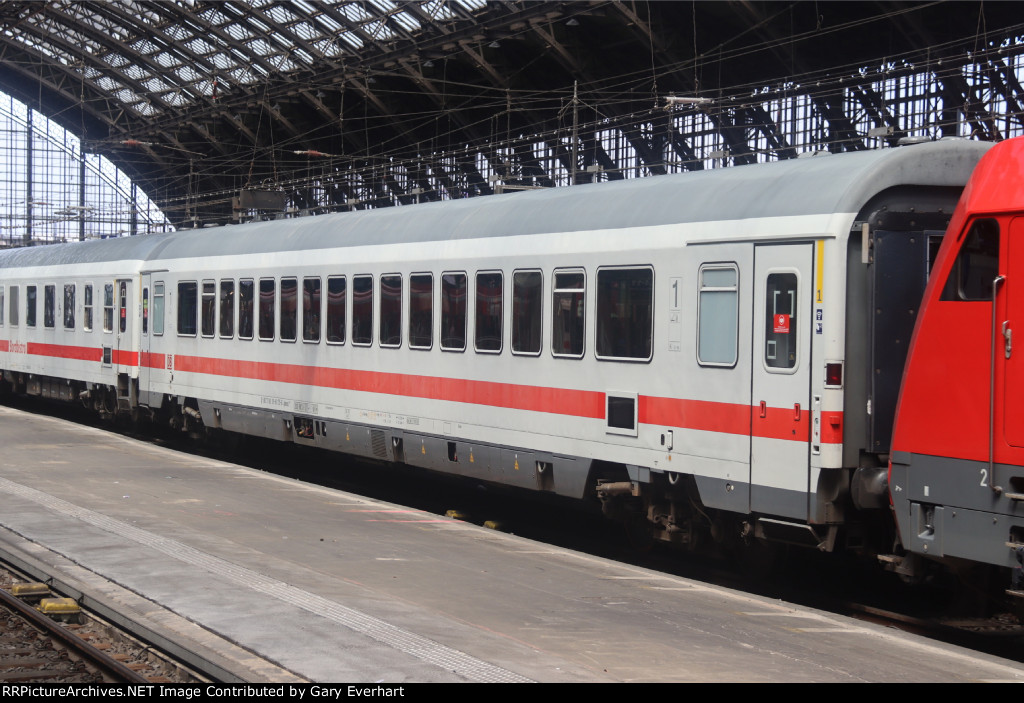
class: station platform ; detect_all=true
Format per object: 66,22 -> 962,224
0,404 -> 1022,683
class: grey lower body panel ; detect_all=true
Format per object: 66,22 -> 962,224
196,399 -> 589,499
891,451 -> 1024,568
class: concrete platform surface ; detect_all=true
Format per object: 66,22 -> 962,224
0,405 -> 1022,683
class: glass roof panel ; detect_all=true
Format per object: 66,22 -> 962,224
198,6 -> 231,26
185,37 -> 217,55
208,53 -> 236,71
223,21 -> 255,41
130,37 -> 159,54
265,5 -> 298,26
422,0 -> 457,21
102,53 -> 130,68
291,21 -> 319,42
152,51 -> 183,70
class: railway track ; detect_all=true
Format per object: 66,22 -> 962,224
0,562 -> 201,684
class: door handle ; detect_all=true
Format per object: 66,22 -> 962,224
794,403 -> 801,421
1004,320 -> 1013,359
759,401 -> 766,418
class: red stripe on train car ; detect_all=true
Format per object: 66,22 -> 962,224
0,340 -> 8,352
638,396 -> 749,435
171,354 -> 607,419
19,341 -> 840,442
28,342 -> 99,362
751,404 -> 811,441
110,349 -> 139,366
140,351 -> 166,369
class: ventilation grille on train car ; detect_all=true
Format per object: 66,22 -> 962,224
371,430 -> 388,459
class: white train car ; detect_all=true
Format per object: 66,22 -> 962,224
0,139 -> 991,557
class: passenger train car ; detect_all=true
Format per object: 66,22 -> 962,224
2,137 -> 1023,601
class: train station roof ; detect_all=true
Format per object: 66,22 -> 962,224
2,1 -> 1023,227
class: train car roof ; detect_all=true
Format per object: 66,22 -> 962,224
0,138 -> 991,269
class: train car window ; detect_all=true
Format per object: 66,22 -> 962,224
326,276 -> 346,344
103,283 -> 113,333
153,283 -> 165,336
26,286 -> 37,328
280,278 -> 298,342
219,280 -> 235,338
552,270 -> 585,358
765,272 -> 798,369
596,267 -> 653,361
259,278 -> 275,341
0,286 -> 4,326
352,275 -> 373,346
83,285 -> 91,331
8,286 -> 17,326
940,218 -> 1001,301
177,281 -> 198,336
697,264 -> 738,367
303,277 -> 321,343
238,280 -> 254,340
441,272 -> 467,351
380,274 -> 401,348
475,271 -> 503,353
201,281 -> 216,337
43,285 -> 55,329
512,271 -> 542,355
409,274 -> 432,349
119,281 -> 128,333
63,284 -> 75,330
142,287 -> 148,334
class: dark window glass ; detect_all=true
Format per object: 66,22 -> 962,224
327,276 -> 346,344
607,395 -> 636,430
409,274 -> 432,349
352,275 -> 373,345
44,285 -> 55,329
552,271 -> 585,357
441,272 -> 467,351
0,286 -> 4,326
142,287 -> 148,334
475,272 -> 502,352
238,280 -> 254,339
303,278 -> 321,343
9,286 -> 19,326
103,283 -> 113,332
765,272 -> 798,369
280,278 -> 297,342
220,280 -> 234,338
82,285 -> 91,331
596,268 -> 653,360
512,271 -> 542,354
119,281 -> 128,333
178,281 -> 198,336
26,285 -> 37,328
380,274 -> 402,347
201,281 -> 216,337
259,278 -> 275,340
941,219 -> 1001,301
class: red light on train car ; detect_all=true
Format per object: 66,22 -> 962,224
825,362 -> 843,388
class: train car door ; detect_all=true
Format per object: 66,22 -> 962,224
114,278 -> 135,376
1003,217 -> 1024,448
139,273 -> 152,397
750,243 -> 813,519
